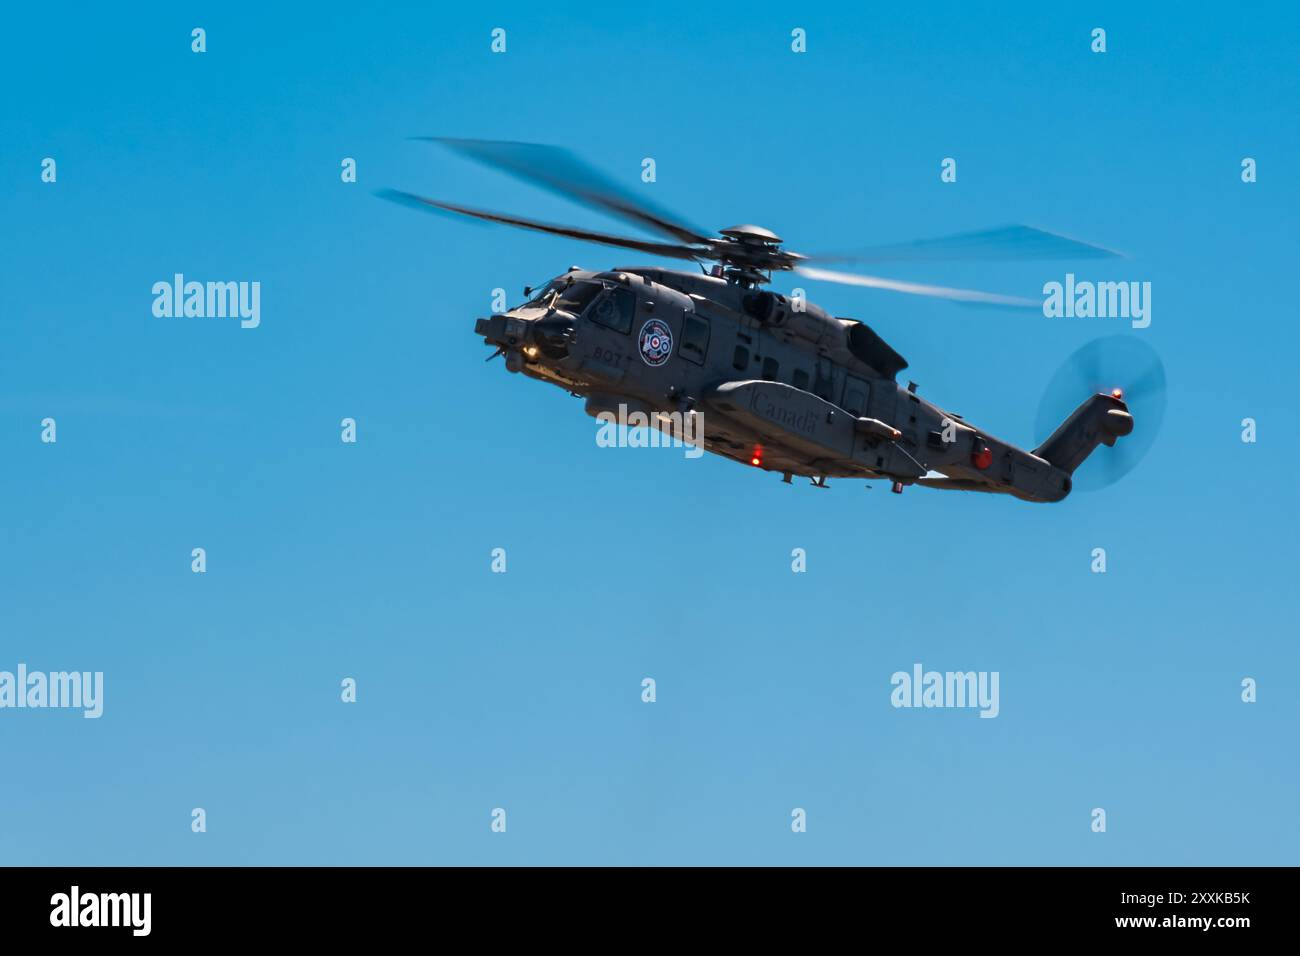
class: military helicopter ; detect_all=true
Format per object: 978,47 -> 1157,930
379,139 -> 1164,502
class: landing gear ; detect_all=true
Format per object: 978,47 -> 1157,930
892,481 -> 905,494
811,476 -> 829,489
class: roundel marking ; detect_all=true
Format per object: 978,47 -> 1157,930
638,318 -> 673,367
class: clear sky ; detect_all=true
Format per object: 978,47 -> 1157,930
1,1 -> 1296,865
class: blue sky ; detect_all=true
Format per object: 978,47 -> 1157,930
1,1 -> 1296,865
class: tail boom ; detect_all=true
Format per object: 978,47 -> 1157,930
1034,392 -> 1133,475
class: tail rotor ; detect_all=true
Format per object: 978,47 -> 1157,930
1034,336 -> 1167,491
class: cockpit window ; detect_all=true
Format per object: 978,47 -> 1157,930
552,280 -> 603,316
588,287 -> 635,334
525,278 -> 603,315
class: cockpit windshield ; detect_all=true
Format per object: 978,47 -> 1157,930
528,278 -> 603,316
525,280 -> 561,306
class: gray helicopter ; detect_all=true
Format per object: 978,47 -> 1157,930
380,139 -> 1163,502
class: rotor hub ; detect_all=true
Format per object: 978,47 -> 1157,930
718,224 -> 783,245
709,225 -> 804,285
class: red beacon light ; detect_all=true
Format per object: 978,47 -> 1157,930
750,445 -> 764,467
1111,387 -> 1124,399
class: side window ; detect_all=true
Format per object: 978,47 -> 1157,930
814,368 -> 834,402
792,369 -> 810,391
843,376 -> 870,416
733,345 -> 749,371
679,314 -> 711,365
588,287 -> 635,333
761,357 -> 779,381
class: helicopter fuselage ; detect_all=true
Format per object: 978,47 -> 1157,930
475,266 -> 1126,502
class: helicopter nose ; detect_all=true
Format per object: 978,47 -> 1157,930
474,312 -> 573,360
529,314 -> 575,359
474,314 -> 515,348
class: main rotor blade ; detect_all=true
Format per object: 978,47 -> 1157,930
810,224 -> 1125,265
795,265 -> 1037,308
419,138 -> 712,246
376,189 -> 704,262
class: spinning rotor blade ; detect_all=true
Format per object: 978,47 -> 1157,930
795,265 -> 1037,308
811,224 -> 1125,265
375,189 -> 703,262
419,138 -> 712,246
1034,335 -> 1167,492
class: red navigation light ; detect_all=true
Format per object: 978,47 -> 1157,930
972,445 -> 993,470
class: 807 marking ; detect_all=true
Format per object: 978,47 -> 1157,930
589,345 -> 626,366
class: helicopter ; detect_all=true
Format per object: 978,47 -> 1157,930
379,139 -> 1164,502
